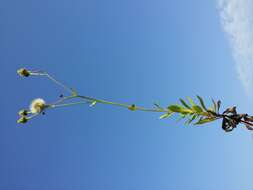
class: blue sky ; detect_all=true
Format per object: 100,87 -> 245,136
2,0 -> 253,189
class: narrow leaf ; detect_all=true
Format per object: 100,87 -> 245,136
192,105 -> 203,113
159,112 -> 173,119
168,105 -> 192,114
154,103 -> 163,110
217,100 -> 221,112
196,95 -> 208,111
194,117 -> 217,125
187,114 -> 198,124
90,101 -> 97,107
179,98 -> 191,109
168,105 -> 183,112
187,96 -> 196,107
212,98 -> 217,113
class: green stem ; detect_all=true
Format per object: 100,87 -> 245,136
36,71 -> 168,113
31,72 -> 73,94
78,95 -> 167,112
53,95 -> 80,105
48,95 -> 167,113
51,101 -> 89,108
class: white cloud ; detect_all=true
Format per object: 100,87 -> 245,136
218,0 -> 253,95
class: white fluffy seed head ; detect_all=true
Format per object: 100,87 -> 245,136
30,98 -> 46,114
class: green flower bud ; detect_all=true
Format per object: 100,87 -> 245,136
19,109 -> 28,116
17,117 -> 28,124
17,68 -> 30,77
128,104 -> 136,111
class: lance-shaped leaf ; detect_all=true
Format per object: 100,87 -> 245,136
192,105 -> 203,113
187,96 -> 196,107
154,103 -> 163,110
217,100 -> 221,113
194,117 -> 217,125
159,112 -> 173,119
168,105 -> 183,112
186,114 -> 198,124
168,105 -> 192,114
212,99 -> 217,113
196,95 -> 208,111
90,101 -> 97,107
179,98 -> 191,109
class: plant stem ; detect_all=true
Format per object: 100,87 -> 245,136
49,95 -> 167,113
51,101 -> 89,108
77,95 -> 167,112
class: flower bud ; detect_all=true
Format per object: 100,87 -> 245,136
17,68 -> 30,77
128,104 -> 136,111
17,117 -> 28,124
19,109 -> 28,116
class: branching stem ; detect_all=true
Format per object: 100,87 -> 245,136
17,68 -> 253,132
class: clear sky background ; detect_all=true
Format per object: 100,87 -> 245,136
2,0 -> 253,189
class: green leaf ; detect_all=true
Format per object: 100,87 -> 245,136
154,103 -> 163,110
187,96 -> 196,107
212,98 -> 217,113
217,100 -> 221,112
192,105 -> 203,113
186,114 -> 198,124
159,112 -> 173,119
168,105 -> 192,114
194,117 -> 217,125
179,98 -> 191,109
196,95 -> 208,111
168,105 -> 183,112
89,101 -> 97,107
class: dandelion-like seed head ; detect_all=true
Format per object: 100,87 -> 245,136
30,98 -> 46,114
17,68 -> 30,77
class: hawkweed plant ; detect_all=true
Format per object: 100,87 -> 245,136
17,68 -> 253,132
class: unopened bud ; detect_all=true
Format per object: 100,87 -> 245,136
128,104 -> 136,111
19,109 -> 28,116
17,117 -> 28,124
17,68 -> 30,77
